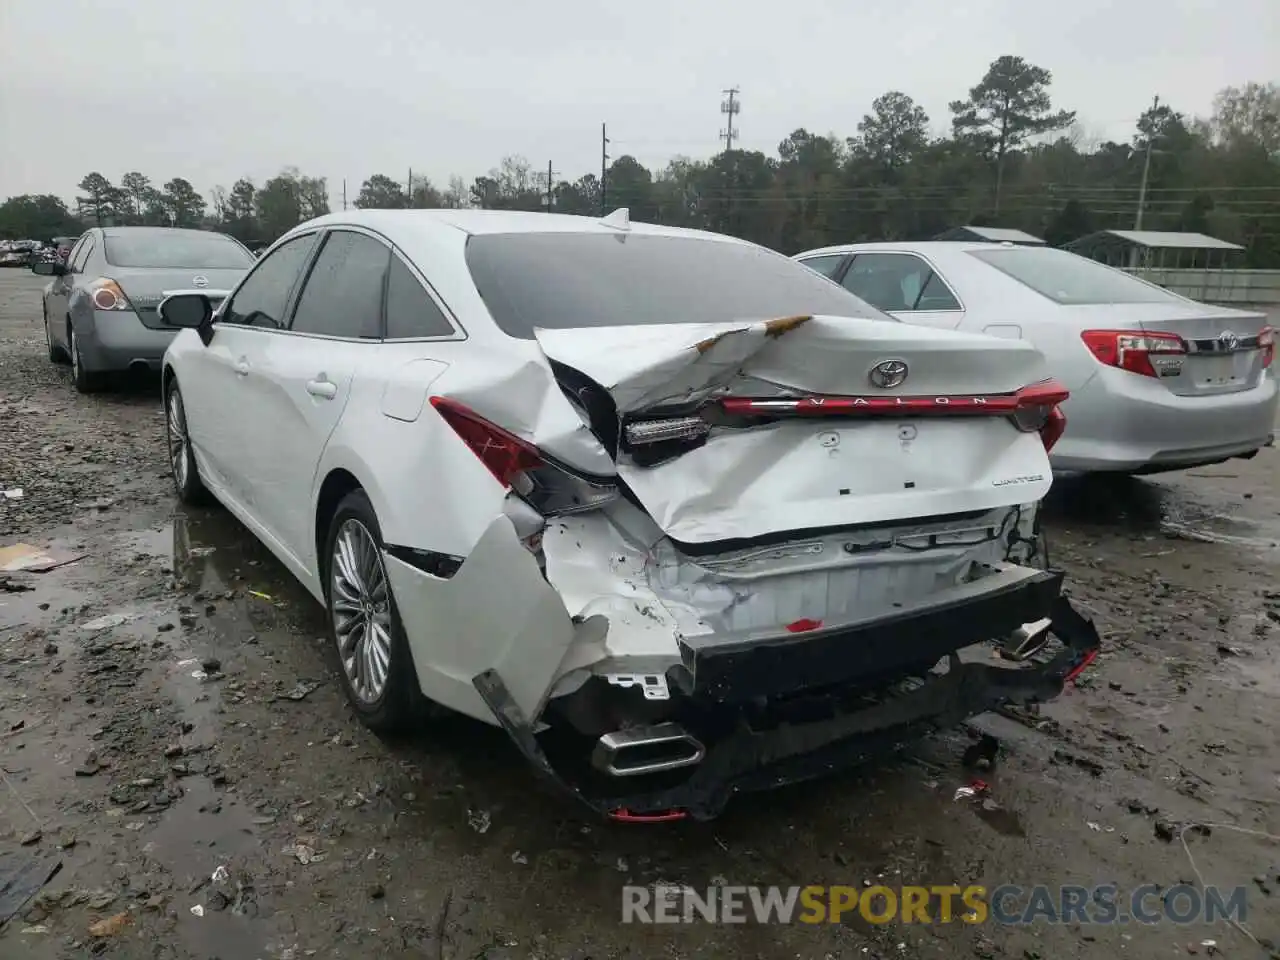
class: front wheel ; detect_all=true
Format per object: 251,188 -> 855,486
44,307 -> 67,364
324,489 -> 429,733
165,381 -> 210,505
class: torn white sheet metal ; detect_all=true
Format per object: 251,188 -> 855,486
384,515 -> 596,722
536,499 -> 1043,699
532,315 -> 1052,412
531,316 -> 1057,544
427,344 -> 616,477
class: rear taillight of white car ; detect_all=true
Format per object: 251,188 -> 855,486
88,278 -> 133,312
1079,329 -> 1186,378
429,397 -> 617,517
1261,326 -> 1275,369
1008,380 -> 1069,453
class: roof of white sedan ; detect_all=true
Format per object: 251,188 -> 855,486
301,208 -> 746,242
797,240 -> 1019,258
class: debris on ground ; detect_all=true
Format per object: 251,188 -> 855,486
80,611 -> 139,631
468,809 -> 492,834
287,839 -> 325,864
0,853 -> 63,924
953,779 -> 989,802
3,488 -> 24,500
0,542 -> 85,573
87,910 -> 131,937
276,680 -> 322,701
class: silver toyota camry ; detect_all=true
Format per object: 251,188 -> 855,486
33,226 -> 253,393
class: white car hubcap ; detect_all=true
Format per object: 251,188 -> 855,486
167,392 -> 189,489
331,519 -> 393,703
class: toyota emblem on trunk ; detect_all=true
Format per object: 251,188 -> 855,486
1217,330 -> 1238,351
869,359 -> 909,389
192,275 -> 209,288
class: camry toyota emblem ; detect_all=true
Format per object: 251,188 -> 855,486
869,359 -> 909,389
1217,330 -> 1238,352
192,275 -> 209,288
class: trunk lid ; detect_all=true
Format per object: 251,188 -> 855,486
534,315 -> 1059,548
1072,302 -> 1270,397
108,267 -> 246,330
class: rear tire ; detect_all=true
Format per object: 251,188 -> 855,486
164,380 -> 211,505
68,324 -> 106,394
323,489 -> 430,734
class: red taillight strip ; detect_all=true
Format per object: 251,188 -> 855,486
608,807 -> 688,823
719,379 -> 1069,417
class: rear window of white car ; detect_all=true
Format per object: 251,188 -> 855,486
104,232 -> 254,270
465,233 -> 887,338
969,247 -> 1183,305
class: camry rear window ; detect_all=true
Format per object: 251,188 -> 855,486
969,247 -> 1182,305
103,232 -> 254,269
465,232 -> 886,337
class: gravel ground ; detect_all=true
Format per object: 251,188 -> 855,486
1,268 -> 1279,960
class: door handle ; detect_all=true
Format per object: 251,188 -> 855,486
233,360 -> 250,377
306,378 -> 338,400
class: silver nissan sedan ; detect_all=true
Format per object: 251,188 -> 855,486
34,226 -> 253,393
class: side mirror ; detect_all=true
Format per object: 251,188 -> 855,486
159,293 -> 214,345
31,261 -> 65,277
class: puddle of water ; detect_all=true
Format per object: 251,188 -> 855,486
144,776 -> 270,960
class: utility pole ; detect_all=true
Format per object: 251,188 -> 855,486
342,179 -> 347,211
600,123 -> 610,213
719,87 -> 740,152
1134,95 -> 1160,231
544,161 -> 558,213
720,87 -> 741,234
407,168 -> 413,208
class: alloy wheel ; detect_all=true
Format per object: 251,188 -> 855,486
330,519 -> 393,704
167,390 -> 189,490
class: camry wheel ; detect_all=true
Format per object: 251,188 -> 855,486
325,489 -> 427,733
68,325 -> 104,393
165,381 -> 210,505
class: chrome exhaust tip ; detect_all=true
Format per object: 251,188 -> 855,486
999,617 -> 1054,662
592,723 -> 706,777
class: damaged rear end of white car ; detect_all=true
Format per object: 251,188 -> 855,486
383,226 -> 1100,822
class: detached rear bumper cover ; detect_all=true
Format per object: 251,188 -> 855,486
472,582 -> 1100,822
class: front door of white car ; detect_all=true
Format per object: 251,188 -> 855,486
243,229 -> 388,565
838,252 -> 966,330
180,232 -> 321,512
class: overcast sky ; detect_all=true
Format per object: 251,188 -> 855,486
2,0 -> 1275,206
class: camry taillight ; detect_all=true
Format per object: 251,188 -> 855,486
1080,329 -> 1185,378
429,397 -> 616,517
88,278 -> 133,312
1261,326 -> 1274,369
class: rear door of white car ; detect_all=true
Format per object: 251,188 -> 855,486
247,228 -> 389,562
836,251 -> 966,330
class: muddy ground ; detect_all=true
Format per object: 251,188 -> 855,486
1,268 -> 1278,960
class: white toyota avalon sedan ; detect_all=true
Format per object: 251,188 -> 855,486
158,209 -> 1099,821
794,241 -> 1277,476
